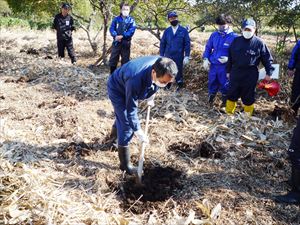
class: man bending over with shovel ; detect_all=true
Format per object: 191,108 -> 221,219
107,56 -> 178,174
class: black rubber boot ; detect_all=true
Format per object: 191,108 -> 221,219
110,66 -> 117,74
275,166 -> 300,204
109,126 -> 118,149
110,126 -> 117,143
118,146 -> 137,175
176,82 -> 184,92
103,126 -> 117,149
221,95 -> 227,108
208,94 -> 216,107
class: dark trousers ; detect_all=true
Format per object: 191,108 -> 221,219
291,69 -> 300,113
289,117 -> 300,169
227,67 -> 258,106
109,40 -> 131,70
107,87 -> 134,147
57,38 -> 76,63
165,55 -> 183,84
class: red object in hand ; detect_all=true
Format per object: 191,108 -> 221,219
257,80 -> 280,96
258,80 -> 268,89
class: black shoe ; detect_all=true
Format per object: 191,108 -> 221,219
275,166 -> 300,204
221,94 -> 227,108
176,82 -> 184,92
164,83 -> 172,90
208,94 -> 216,107
71,58 -> 77,65
118,146 -> 137,175
110,66 -> 117,74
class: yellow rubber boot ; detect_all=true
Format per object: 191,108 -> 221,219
225,100 -> 237,114
244,104 -> 254,116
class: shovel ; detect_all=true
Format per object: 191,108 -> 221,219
136,105 -> 151,185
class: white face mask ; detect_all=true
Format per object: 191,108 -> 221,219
121,10 -> 130,17
154,80 -> 167,88
242,30 -> 255,39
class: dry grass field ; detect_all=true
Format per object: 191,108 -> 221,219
0,28 -> 299,225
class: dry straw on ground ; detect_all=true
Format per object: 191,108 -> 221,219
0,29 -> 300,225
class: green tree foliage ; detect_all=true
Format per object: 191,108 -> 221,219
0,0 -> 11,16
194,0 -> 274,31
130,0 -> 192,40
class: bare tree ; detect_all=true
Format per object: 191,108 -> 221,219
134,0 -> 191,41
72,9 -> 101,55
88,0 -> 115,65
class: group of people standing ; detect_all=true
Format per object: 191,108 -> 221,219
51,3 -> 300,205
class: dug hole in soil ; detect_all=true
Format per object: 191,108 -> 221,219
168,141 -> 223,159
117,163 -> 185,214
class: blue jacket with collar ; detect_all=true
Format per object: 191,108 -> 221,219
107,56 -> 159,131
160,25 -> 191,60
109,15 -> 136,41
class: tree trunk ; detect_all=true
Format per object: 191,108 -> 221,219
102,16 -> 109,65
293,25 -> 298,42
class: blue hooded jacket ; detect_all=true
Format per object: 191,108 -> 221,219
203,28 -> 237,65
107,56 -> 159,131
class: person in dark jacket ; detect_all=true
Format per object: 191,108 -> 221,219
107,56 -> 177,174
275,117 -> 300,204
109,3 -> 136,74
203,14 -> 237,107
52,3 -> 76,64
287,41 -> 300,116
226,18 -> 274,116
160,11 -> 191,91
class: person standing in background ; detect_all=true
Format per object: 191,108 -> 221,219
52,3 -> 76,65
202,14 -> 237,107
108,2 -> 136,74
160,11 -> 191,91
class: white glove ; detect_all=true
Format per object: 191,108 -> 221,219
218,56 -> 228,64
146,94 -> 155,107
183,56 -> 190,65
135,129 -> 149,144
202,58 -> 210,71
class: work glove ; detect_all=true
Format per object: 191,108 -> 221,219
183,56 -> 190,65
202,58 -> 210,71
146,94 -> 155,108
218,56 -> 228,64
264,75 -> 271,81
135,129 -> 149,144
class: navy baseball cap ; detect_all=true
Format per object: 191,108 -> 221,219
61,3 -> 71,9
242,18 -> 256,29
167,11 -> 178,19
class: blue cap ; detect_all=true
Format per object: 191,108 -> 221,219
167,11 -> 178,19
61,3 -> 71,9
242,18 -> 256,29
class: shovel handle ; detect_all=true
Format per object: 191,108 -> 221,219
137,106 -> 151,182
